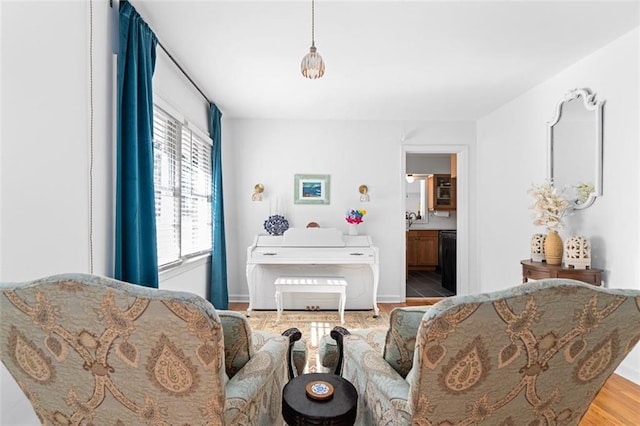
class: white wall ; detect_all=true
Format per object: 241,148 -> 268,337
477,28 -> 640,383
221,119 -> 476,304
1,1 -> 114,282
406,154 -> 452,174
1,1 -> 115,424
0,2 -> 211,422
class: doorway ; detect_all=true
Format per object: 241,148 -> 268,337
402,145 -> 469,300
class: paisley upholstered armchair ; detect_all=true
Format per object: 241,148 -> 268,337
323,279 -> 640,425
0,274 -> 303,425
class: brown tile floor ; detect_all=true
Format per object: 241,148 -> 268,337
406,270 -> 455,297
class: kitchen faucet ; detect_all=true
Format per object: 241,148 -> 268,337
405,211 -> 421,228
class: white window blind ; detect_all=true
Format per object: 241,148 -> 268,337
181,127 -> 212,256
153,104 -> 212,268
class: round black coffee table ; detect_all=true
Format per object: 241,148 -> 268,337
282,372 -> 357,425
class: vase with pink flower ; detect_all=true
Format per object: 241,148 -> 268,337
345,209 -> 366,235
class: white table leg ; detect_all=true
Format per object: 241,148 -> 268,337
246,264 -> 257,316
339,289 -> 346,324
275,288 -> 282,323
369,264 -> 380,317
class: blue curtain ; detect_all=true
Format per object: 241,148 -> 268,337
209,104 -> 228,308
115,2 -> 159,288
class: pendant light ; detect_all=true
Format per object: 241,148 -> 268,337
301,0 -> 325,79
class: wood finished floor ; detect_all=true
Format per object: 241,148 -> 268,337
229,301 -> 640,424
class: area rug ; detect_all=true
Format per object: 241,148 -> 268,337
247,310 -> 390,372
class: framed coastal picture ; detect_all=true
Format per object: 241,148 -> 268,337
294,174 -> 330,204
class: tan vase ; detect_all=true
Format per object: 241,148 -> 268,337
544,230 -> 563,265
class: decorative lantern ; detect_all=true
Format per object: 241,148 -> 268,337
564,236 -> 591,269
530,234 -> 546,262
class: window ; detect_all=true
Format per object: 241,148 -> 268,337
153,104 -> 212,268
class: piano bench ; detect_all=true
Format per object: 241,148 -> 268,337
274,276 -> 348,324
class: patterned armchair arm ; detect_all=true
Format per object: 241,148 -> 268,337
224,336 -> 289,425
254,330 -> 308,377
281,327 -> 302,379
330,326 -> 350,375
341,335 -> 411,425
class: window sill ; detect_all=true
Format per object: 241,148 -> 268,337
159,253 -> 211,281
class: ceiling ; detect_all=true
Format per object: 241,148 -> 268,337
132,1 -> 640,121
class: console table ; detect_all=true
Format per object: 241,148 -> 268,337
520,260 -> 602,286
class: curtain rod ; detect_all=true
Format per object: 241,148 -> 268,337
156,41 -> 211,105
115,0 -> 212,105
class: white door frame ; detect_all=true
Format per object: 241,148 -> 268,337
401,144 -> 470,299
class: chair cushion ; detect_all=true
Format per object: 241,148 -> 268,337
383,306 -> 431,378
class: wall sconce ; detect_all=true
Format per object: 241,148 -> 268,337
359,184 -> 370,202
405,174 -> 415,183
252,183 -> 264,201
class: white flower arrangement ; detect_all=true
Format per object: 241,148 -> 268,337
528,181 -> 571,231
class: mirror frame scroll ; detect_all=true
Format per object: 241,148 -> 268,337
547,88 -> 604,209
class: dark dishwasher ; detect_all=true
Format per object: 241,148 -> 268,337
439,230 -> 457,294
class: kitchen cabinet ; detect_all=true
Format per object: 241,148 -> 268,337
427,174 -> 456,211
407,230 -> 439,271
451,154 -> 457,178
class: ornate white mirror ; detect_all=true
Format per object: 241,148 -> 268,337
548,88 -> 604,209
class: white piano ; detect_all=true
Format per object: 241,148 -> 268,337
246,228 -> 380,317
